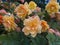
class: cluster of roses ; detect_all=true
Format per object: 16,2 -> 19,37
0,0 -> 59,37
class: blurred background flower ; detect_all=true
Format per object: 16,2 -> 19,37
3,14 -> 17,32
15,4 -> 29,19
29,1 -> 37,11
0,15 -> 3,24
45,0 -> 60,14
0,9 -> 7,14
49,29 -> 60,37
41,20 -> 49,32
35,7 -> 41,12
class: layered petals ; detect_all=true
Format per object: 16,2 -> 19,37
45,0 -> 59,14
3,15 -> 17,32
41,20 -> 49,32
22,16 -> 42,37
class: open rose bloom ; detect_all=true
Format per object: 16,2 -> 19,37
3,15 -> 17,32
15,4 -> 29,19
15,1 -> 37,19
45,0 -> 60,14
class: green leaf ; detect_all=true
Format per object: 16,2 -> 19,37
47,33 -> 60,45
0,32 -> 21,45
31,34 -> 48,45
